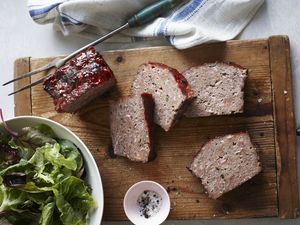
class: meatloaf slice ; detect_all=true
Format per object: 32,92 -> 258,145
43,47 -> 116,113
109,93 -> 155,163
183,62 -> 247,117
189,132 -> 261,199
131,63 -> 194,132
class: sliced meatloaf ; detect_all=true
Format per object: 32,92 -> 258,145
44,47 -> 116,113
131,63 -> 194,131
189,132 -> 261,199
183,62 -> 247,117
109,93 -> 155,163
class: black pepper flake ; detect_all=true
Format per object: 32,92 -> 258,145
137,190 -> 162,219
166,186 -> 177,193
116,56 -> 123,63
166,187 -> 171,193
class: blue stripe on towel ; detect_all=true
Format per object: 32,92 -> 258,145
157,0 -> 204,36
29,3 -> 60,17
172,0 -> 204,22
156,20 -> 169,36
169,0 -> 208,44
60,13 -> 84,25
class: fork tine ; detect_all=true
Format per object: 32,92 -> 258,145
8,75 -> 48,96
3,63 -> 54,86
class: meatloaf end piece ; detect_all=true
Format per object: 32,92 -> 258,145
183,62 -> 247,117
43,47 -> 116,113
109,93 -> 155,163
189,132 -> 261,199
131,63 -> 194,131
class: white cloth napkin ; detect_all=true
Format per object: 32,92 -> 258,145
28,0 -> 264,49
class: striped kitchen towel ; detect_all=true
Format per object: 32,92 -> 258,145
28,0 -> 264,49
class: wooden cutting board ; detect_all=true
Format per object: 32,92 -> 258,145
14,36 -> 299,220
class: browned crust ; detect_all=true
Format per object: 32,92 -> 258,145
44,47 -> 116,113
140,62 -> 195,131
147,62 -> 194,98
63,78 -> 116,113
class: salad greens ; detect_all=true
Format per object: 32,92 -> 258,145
0,124 -> 96,225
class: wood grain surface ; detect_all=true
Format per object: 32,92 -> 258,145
14,36 -> 299,220
13,57 -> 31,116
269,36 -> 300,218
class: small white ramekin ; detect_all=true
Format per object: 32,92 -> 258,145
123,180 -> 170,225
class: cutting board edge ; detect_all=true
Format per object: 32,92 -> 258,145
14,57 -> 32,116
26,37 -> 271,63
269,35 -> 300,219
13,36 -> 298,219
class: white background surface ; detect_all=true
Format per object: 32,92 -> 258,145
0,0 -> 300,224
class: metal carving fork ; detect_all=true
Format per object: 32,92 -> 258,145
3,0 -> 184,96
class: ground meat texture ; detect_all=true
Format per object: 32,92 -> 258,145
131,63 -> 195,132
189,132 -> 261,199
109,94 -> 155,163
183,62 -> 247,117
43,47 -> 116,113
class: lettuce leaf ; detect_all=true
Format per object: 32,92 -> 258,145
0,144 -> 19,170
0,159 -> 30,177
59,140 -> 83,175
0,124 -> 95,225
8,139 -> 35,161
28,143 -> 79,185
53,176 -> 96,225
7,125 -> 57,161
0,130 -> 10,145
0,211 -> 40,225
40,202 -> 55,225
19,126 -> 57,148
42,143 -> 77,171
0,185 -> 28,213
36,124 -> 57,139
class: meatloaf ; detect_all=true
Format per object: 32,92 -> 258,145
189,132 -> 261,199
109,93 -> 155,163
183,62 -> 247,117
131,63 -> 194,132
43,47 -> 116,113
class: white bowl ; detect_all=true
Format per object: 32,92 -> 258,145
124,181 -> 170,225
2,116 -> 104,225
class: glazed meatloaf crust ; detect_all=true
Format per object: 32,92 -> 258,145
189,132 -> 261,199
183,62 -> 247,117
109,93 -> 155,163
131,63 -> 194,132
44,47 -> 116,113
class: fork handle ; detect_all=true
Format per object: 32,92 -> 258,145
62,0 -> 183,64
128,0 -> 183,27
